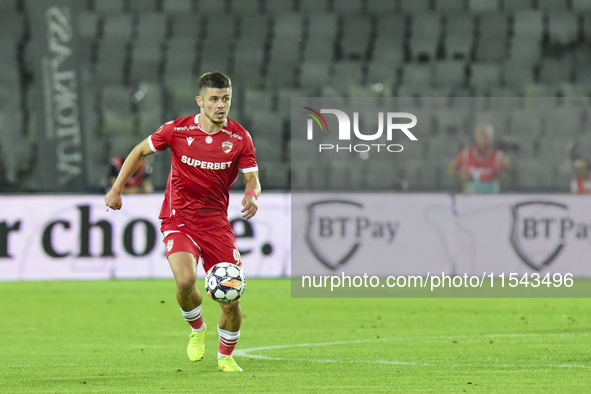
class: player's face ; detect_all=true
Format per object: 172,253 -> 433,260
474,127 -> 491,150
573,159 -> 589,176
197,87 -> 232,125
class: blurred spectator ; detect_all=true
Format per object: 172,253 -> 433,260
571,158 -> 591,194
109,155 -> 154,194
447,124 -> 509,194
390,179 -> 409,192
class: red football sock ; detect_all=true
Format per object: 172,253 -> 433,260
181,305 -> 204,331
218,327 -> 240,357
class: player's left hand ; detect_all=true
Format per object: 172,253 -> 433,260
241,195 -> 258,220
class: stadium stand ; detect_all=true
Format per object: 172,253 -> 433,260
231,14 -> 270,85
298,0 -> 329,12
265,0 -> 295,13
94,0 -> 125,13
162,0 -> 192,13
366,0 -> 396,14
400,0 -> 433,14
128,0 -> 158,12
469,0 -> 499,13
266,13 -> 303,87
195,0 -> 227,13
409,14 -> 442,62
573,0 -> 591,11
1,0 -> 591,193
339,15 -> 372,61
443,14 -> 474,61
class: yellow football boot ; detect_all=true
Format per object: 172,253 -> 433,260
187,324 -> 207,362
218,356 -> 243,372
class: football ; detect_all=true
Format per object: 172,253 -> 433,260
205,262 -> 246,304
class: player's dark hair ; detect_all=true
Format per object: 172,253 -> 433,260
199,72 -> 231,92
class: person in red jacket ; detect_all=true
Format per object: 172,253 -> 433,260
571,158 -> 591,194
448,124 -> 509,194
109,154 -> 154,194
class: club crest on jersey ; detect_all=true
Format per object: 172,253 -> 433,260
222,141 -> 233,154
186,137 -> 194,146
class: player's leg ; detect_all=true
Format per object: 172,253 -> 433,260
217,300 -> 243,371
218,299 -> 242,331
198,223 -> 244,372
168,251 -> 203,323
165,233 -> 207,362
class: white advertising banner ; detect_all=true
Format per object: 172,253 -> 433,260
0,193 -> 290,281
291,193 -> 454,277
292,193 -> 591,278
453,195 -> 591,276
2,193 -> 590,281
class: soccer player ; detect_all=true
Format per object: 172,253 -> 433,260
104,72 -> 260,372
447,123 -> 509,194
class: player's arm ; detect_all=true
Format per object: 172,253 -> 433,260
241,171 -> 261,220
447,159 -> 467,180
498,155 -> 510,181
105,138 -> 155,210
448,150 -> 470,181
447,160 -> 459,177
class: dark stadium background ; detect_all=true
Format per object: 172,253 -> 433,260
1,0 -> 590,193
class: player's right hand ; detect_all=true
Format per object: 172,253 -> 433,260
105,190 -> 123,210
459,170 -> 471,182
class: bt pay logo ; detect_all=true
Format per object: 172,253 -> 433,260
302,107 -> 418,153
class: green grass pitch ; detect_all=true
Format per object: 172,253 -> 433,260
1,279 -> 590,393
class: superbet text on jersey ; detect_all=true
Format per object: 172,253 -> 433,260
149,115 -> 258,228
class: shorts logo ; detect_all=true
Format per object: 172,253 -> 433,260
233,248 -> 240,262
222,141 -> 233,154
167,239 -> 174,252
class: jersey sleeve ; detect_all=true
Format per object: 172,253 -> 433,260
452,148 -> 465,168
148,122 -> 174,152
239,131 -> 258,173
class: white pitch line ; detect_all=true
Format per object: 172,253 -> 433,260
234,332 -> 591,368
235,353 -> 421,365
234,337 -> 407,353
546,363 -> 591,369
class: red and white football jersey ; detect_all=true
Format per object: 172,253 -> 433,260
149,114 -> 258,229
453,145 -> 505,182
571,176 -> 591,194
